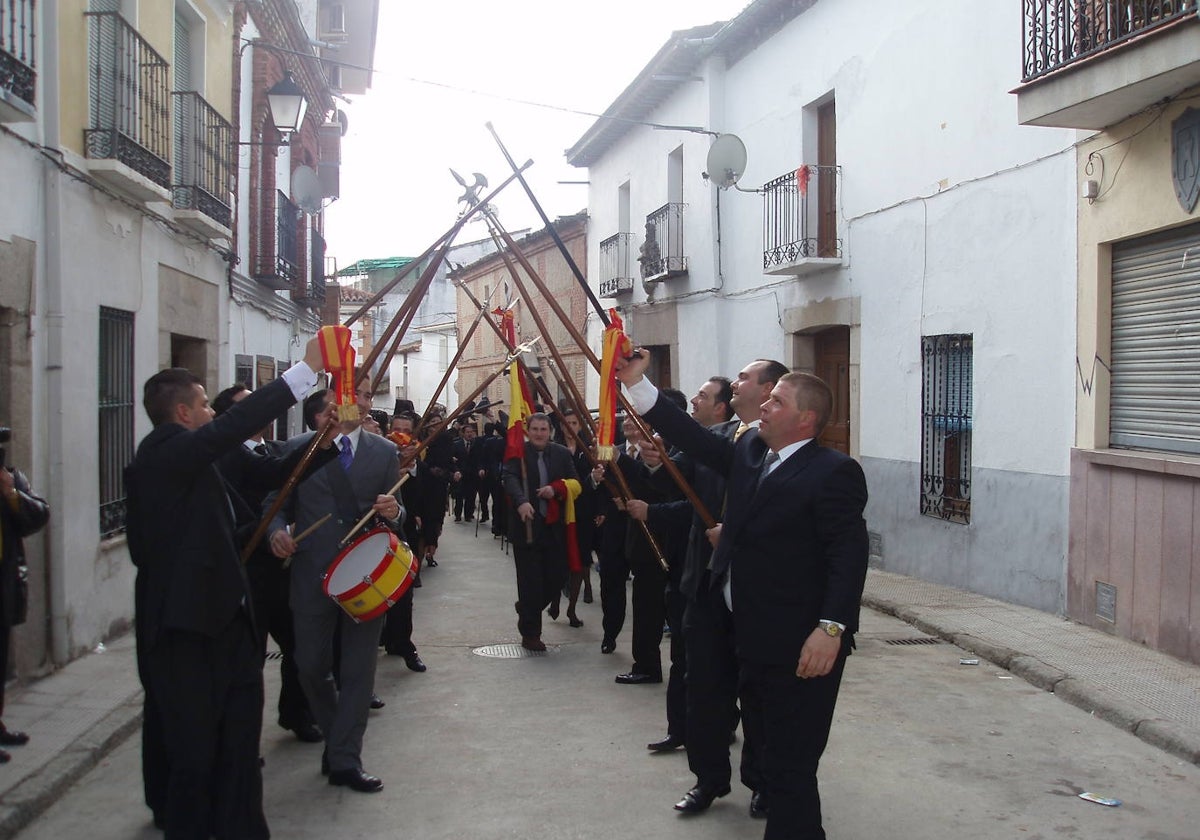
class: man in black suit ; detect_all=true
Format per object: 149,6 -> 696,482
125,337 -> 326,839
452,422 -> 480,522
502,412 -> 579,651
213,384 -> 323,744
380,412 -> 427,673
618,353 -> 869,840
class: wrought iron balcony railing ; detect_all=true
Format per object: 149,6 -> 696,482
84,11 -> 171,188
172,91 -> 232,229
1021,0 -> 1196,82
639,203 -> 687,280
0,0 -> 36,110
253,188 -> 300,286
599,232 -> 634,296
294,228 -> 328,306
762,164 -> 841,270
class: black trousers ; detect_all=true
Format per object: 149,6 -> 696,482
475,477 -> 492,519
683,582 -> 759,791
630,560 -> 667,678
512,531 -> 568,639
664,581 -> 687,738
453,477 -> 478,519
380,587 -> 417,657
739,654 -> 847,840
148,616 -> 269,840
247,559 -> 310,729
596,548 -> 628,642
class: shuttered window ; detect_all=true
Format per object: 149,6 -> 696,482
1110,221 -> 1200,454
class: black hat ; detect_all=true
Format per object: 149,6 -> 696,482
393,398 -> 415,417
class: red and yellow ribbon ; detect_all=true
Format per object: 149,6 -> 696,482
597,309 -> 631,461
547,478 -> 583,572
317,325 -> 359,422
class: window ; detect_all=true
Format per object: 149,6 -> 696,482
235,354 -> 253,388
921,334 -> 972,524
99,307 -> 134,537
1110,222 -> 1200,454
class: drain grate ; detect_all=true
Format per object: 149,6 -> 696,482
884,637 -> 945,646
472,643 -> 552,659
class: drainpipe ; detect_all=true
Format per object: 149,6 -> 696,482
40,0 -> 69,665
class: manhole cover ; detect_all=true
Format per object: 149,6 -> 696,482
472,643 -> 552,659
884,637 -> 944,646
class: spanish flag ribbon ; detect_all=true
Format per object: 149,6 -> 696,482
317,325 -> 358,422
498,308 -> 535,462
597,309 -> 631,461
547,478 -> 583,573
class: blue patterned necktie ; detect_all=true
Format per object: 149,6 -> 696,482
338,436 -> 353,471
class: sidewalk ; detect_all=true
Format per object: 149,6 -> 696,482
0,564 -> 1197,838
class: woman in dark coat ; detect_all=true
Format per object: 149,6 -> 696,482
0,465 -> 49,762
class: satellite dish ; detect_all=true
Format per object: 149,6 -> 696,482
292,165 -> 323,214
705,134 -> 748,190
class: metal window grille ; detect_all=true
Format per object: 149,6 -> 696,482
1021,0 -> 1194,82
762,164 -> 841,268
598,232 -> 633,297
640,203 -> 687,279
99,306 -> 134,537
234,354 -> 253,387
171,91 -> 232,228
920,334 -> 972,524
275,189 -> 300,280
0,0 -> 37,108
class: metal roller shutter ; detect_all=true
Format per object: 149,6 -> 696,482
1110,221 -> 1200,454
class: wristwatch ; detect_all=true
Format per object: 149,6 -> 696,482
818,620 -> 844,638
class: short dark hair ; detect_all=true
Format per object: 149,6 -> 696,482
780,372 -> 833,434
303,388 -> 330,431
368,409 -> 389,429
527,412 -> 551,428
212,383 -> 249,417
755,359 -> 790,387
143,368 -> 203,427
661,388 -> 688,413
708,376 -> 733,412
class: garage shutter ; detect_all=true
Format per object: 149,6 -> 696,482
1110,221 -> 1200,454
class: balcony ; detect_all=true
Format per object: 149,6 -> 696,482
639,203 -> 687,283
1016,1 -> 1200,129
762,164 -> 842,277
293,227 -> 328,307
253,189 -> 300,290
598,232 -> 634,297
84,11 -> 171,202
172,91 -> 232,239
0,0 -> 36,122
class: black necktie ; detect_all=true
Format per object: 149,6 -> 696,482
253,443 -> 268,456
536,451 -> 549,515
757,451 -> 780,491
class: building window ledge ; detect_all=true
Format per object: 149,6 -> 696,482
1076,446 -> 1200,479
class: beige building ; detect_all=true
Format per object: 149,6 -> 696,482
452,216 -> 590,419
1016,6 -> 1200,664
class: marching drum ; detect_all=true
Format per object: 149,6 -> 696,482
323,527 -> 418,622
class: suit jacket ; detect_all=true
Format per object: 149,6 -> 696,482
125,377 -> 299,645
501,441 -> 578,549
267,430 -> 401,615
643,395 -> 869,666
0,469 -> 49,628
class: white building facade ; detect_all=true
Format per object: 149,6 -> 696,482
568,0 -> 1080,612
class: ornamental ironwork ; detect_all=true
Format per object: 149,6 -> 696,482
294,227 -> 327,307
762,164 -> 840,270
99,306 -> 134,538
1021,0 -> 1194,83
599,232 -> 634,296
1172,107 -> 1200,214
920,334 -> 973,524
639,203 -> 687,280
172,91 -> 232,229
0,0 -> 36,109
84,11 -> 171,188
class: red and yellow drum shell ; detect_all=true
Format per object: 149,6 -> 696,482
322,528 -> 418,623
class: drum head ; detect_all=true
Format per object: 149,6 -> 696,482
326,529 -> 395,595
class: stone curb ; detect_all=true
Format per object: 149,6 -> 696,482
862,593 -> 1200,767
0,693 -> 143,840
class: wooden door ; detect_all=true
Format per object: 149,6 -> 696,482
815,326 -> 850,454
817,101 -> 837,258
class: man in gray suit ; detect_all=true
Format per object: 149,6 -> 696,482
267,384 -> 403,793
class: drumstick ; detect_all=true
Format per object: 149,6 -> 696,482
280,513 -> 333,569
339,472 -> 413,547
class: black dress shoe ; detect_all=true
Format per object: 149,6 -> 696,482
0,728 -> 29,747
369,694 -> 385,710
546,602 -> 560,621
320,751 -> 330,776
600,637 -> 616,654
674,783 -> 731,814
328,767 -> 384,793
288,721 -> 323,743
404,653 -> 427,673
749,790 -> 769,819
647,734 -> 685,752
615,671 -> 662,685
567,612 -> 583,628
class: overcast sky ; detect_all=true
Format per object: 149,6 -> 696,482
322,0 -> 749,268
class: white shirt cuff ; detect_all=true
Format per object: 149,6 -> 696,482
281,361 -> 319,402
624,377 -> 659,415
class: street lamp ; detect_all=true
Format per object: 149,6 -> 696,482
266,72 -> 308,144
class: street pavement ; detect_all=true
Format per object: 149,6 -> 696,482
2,520 -> 1199,839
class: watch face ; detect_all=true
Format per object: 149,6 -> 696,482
825,623 -> 841,637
